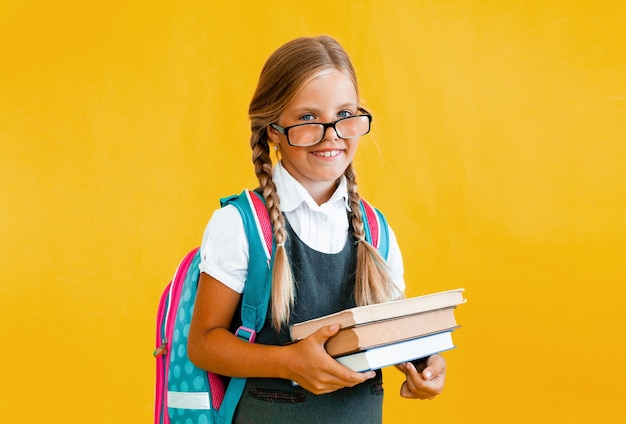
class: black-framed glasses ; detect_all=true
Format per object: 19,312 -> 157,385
270,109 -> 372,147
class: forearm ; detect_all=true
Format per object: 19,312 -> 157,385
187,274 -> 373,394
188,326 -> 293,380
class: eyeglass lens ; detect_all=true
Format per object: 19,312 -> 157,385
289,116 -> 370,146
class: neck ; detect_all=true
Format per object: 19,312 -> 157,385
307,180 -> 339,205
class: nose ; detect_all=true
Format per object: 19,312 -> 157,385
322,123 -> 339,141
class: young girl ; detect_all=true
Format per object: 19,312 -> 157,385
188,35 -> 446,423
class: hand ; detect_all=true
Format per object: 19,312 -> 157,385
284,324 -> 377,395
395,354 -> 446,400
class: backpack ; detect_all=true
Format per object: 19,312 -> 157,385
154,189 -> 390,424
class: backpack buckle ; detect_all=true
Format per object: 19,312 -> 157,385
235,326 -> 257,343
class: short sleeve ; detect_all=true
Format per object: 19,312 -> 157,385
198,204 -> 249,293
386,225 -> 406,297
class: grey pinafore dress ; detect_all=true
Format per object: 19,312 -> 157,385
233,219 -> 384,423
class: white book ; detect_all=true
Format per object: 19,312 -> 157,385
335,331 -> 456,372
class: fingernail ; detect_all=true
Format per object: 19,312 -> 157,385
424,370 -> 433,380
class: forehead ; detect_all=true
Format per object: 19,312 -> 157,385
287,69 -> 358,111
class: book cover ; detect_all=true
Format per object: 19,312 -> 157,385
335,330 -> 456,372
290,288 -> 465,341
325,306 -> 459,357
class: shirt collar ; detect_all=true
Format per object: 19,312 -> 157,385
272,162 -> 351,213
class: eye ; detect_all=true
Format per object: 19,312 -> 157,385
338,110 -> 353,119
299,113 -> 316,122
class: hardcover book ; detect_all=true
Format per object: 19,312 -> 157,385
335,330 -> 456,372
324,306 -> 459,357
290,288 -> 465,341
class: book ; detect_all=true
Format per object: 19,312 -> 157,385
290,288 -> 465,341
324,306 -> 459,357
335,330 -> 456,372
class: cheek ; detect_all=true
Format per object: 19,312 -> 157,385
278,144 -> 303,162
346,139 -> 360,157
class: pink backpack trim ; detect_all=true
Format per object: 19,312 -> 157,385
360,198 -> 380,248
154,248 -> 200,424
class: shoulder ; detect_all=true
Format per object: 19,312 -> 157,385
199,203 -> 249,294
202,203 -> 248,253
209,203 -> 245,230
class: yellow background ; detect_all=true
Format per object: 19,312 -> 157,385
1,1 -> 625,422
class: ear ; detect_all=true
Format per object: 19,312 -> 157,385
267,124 -> 281,145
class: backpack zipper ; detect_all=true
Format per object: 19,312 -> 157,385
154,337 -> 168,357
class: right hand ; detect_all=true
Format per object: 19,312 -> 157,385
283,324 -> 377,394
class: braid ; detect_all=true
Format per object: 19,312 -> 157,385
250,129 -> 294,331
247,35 -> 371,330
345,164 -> 399,306
251,130 -> 274,192
345,164 -> 366,241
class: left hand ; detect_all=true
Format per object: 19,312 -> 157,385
394,354 -> 446,400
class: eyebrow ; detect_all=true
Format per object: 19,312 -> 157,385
290,103 -> 359,115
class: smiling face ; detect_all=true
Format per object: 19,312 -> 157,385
268,69 -> 361,204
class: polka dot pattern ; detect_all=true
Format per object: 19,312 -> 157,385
166,251 -> 216,424
159,192 -> 277,423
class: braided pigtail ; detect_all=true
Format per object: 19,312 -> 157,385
345,164 -> 399,306
250,128 -> 294,331
248,35 -> 366,330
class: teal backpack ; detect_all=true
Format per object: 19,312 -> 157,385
154,189 -> 389,424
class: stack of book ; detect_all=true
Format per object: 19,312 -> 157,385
289,288 -> 466,372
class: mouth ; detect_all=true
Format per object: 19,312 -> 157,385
312,149 -> 342,158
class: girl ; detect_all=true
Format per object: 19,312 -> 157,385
188,35 -> 446,423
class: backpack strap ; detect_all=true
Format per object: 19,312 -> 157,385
217,189 -> 274,424
359,198 -> 390,260
222,189 -> 274,339
214,192 -> 387,424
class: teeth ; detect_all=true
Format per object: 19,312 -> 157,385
315,150 -> 340,158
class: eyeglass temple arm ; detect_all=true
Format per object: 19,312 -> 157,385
270,123 -> 287,134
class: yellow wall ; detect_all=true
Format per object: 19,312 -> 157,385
1,1 -> 624,422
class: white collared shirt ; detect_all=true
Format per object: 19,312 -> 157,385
199,162 -> 405,294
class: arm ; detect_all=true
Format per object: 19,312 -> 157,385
187,272 -> 377,395
394,354 -> 447,400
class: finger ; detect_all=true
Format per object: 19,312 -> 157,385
423,354 -> 446,378
333,365 -> 377,387
311,368 -> 376,394
424,355 -> 446,376
402,362 -> 422,392
394,363 -> 407,374
310,324 -> 341,345
401,362 -> 443,400
417,371 -> 445,398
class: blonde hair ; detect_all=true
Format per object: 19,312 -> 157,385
248,36 -> 398,330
